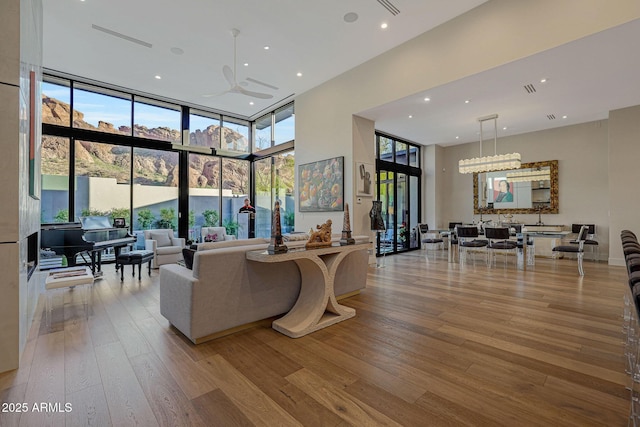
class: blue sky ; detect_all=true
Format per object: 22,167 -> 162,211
42,81 -> 294,143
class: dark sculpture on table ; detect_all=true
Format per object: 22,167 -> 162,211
268,200 -> 288,254
340,203 -> 355,245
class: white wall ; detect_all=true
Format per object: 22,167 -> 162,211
0,0 -> 43,373
294,0 -> 640,240
435,120 -> 610,258
608,105 -> 640,265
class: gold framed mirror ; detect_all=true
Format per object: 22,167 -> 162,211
473,160 -> 558,214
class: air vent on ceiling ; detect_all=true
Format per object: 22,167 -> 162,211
91,24 -> 152,48
376,0 -> 400,16
547,114 -> 556,120
524,84 -> 536,94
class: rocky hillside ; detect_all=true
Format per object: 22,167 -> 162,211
40,95 -> 293,193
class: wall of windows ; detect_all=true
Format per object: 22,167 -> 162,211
376,133 -> 421,255
40,74 -> 294,244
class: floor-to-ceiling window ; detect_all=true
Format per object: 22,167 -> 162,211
40,74 -> 293,253
252,103 -> 295,238
375,133 -> 421,255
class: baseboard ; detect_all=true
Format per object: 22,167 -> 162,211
192,317 -> 276,344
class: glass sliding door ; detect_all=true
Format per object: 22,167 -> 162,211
379,170 -> 394,254
376,133 -> 422,256
397,173 -> 410,251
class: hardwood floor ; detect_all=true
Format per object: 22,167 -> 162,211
0,251 -> 631,426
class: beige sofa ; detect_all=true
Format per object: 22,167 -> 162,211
159,236 -> 370,344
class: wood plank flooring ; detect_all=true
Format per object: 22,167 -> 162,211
0,251 -> 631,426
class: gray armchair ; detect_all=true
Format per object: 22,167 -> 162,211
144,229 -> 185,268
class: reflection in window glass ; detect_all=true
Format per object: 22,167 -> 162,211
254,114 -> 272,151
274,151 -> 295,233
190,112 -> 221,149
222,117 -> 249,153
41,136 -> 70,223
75,141 -> 131,226
134,99 -> 181,143
42,80 -> 71,126
396,142 -> 407,165
274,103 -> 295,145
409,145 -> 419,168
189,154 -> 220,242
72,86 -> 132,135
132,147 -> 179,246
379,136 -> 393,161
254,157 -> 273,238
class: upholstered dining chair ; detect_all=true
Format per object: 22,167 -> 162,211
456,226 -> 488,265
484,227 -> 518,267
552,225 -> 588,276
570,224 -> 599,261
417,224 -> 444,260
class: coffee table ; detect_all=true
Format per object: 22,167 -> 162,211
246,243 -> 370,338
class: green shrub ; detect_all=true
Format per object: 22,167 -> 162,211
137,208 -> 155,230
202,209 -> 219,227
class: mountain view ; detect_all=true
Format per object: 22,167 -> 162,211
41,95 -> 294,194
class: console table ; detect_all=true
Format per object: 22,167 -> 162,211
246,243 -> 370,338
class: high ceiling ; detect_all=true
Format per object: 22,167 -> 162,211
43,0 -> 486,120
360,18 -> 640,146
43,1 -> 640,147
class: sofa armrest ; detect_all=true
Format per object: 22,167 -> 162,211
145,239 -> 157,252
224,235 -> 237,241
171,237 -> 186,247
159,264 -> 197,341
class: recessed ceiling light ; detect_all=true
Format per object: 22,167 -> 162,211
408,115 -> 413,119
343,12 -> 358,23
540,78 -> 547,83
381,23 -> 388,29
249,101 -> 254,106
465,100 -> 470,104
455,136 -> 459,139
244,63 -> 249,67
562,115 -> 568,119
170,47 -> 184,55
503,127 -> 507,130
424,97 -> 430,102
154,75 -> 161,79
296,72 -> 302,77
263,46 -> 270,50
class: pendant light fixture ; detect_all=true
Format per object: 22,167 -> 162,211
458,114 -> 521,174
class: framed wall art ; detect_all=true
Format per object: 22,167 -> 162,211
298,156 -> 344,212
356,162 -> 374,197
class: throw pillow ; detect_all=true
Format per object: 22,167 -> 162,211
150,232 -> 172,247
205,233 -> 220,242
182,248 -> 196,270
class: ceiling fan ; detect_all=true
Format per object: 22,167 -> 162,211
204,29 -> 275,100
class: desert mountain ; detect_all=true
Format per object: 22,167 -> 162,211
41,95 -> 293,194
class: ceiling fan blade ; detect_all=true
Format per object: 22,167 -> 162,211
238,87 -> 273,99
202,89 -> 231,98
222,65 -> 235,86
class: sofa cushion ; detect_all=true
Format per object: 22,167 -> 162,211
283,233 -> 309,242
150,231 -> 172,247
197,238 -> 270,251
157,246 -> 181,255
